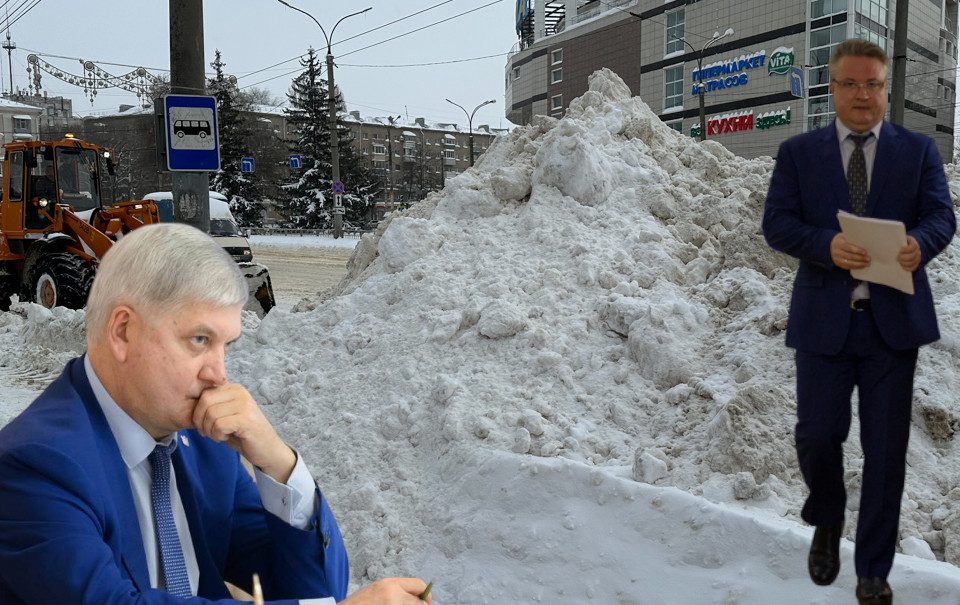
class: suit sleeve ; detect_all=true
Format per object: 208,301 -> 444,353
762,140 -> 838,268
0,445 -> 298,605
221,456 -> 349,603
907,138 -> 956,267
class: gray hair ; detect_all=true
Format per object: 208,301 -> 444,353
85,223 -> 248,339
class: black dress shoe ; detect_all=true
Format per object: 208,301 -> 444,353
808,524 -> 842,586
856,577 -> 892,604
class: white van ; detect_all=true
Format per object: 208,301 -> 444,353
143,191 -> 253,262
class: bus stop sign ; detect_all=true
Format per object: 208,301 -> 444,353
164,94 -> 220,171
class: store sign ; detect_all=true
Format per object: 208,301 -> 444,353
691,50 -> 766,96
689,105 -> 792,137
756,107 -> 792,129
768,47 -> 795,75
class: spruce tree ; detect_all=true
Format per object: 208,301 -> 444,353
283,47 -> 378,228
208,50 -> 263,227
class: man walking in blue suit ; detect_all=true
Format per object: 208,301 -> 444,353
763,39 -> 955,604
0,224 -> 431,604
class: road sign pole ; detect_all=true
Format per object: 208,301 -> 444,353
169,0 -> 210,232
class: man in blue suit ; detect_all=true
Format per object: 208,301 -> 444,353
0,224 -> 431,604
763,39 -> 955,605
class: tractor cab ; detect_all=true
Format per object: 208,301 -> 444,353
1,136 -> 113,235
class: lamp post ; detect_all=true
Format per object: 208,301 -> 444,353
278,1 -> 371,238
385,114 -> 401,210
444,98 -> 496,167
673,27 -> 734,141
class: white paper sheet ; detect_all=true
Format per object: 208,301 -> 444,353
836,211 -> 913,295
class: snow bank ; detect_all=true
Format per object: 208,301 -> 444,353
255,69 -> 960,598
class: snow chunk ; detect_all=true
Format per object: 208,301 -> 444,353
477,300 -> 527,339
532,120 -> 612,207
377,217 -> 443,272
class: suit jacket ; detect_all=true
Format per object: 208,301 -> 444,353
0,357 -> 349,604
762,120 -> 956,354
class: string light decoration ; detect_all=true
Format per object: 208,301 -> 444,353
26,54 -> 162,104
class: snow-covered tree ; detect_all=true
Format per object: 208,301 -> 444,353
282,47 -> 378,228
208,50 -> 263,227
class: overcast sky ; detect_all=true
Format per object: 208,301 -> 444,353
6,0 -> 519,129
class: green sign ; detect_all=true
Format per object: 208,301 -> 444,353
756,107 -> 792,130
768,47 -> 795,76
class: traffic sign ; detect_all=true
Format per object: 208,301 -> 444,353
289,154 -> 303,169
163,94 -> 220,171
332,180 -> 345,194
241,157 -> 255,173
789,66 -> 804,99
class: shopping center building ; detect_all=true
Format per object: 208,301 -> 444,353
506,0 -> 958,159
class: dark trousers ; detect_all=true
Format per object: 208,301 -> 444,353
795,307 -> 918,579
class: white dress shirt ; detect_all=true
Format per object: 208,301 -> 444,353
84,356 -> 334,604
836,119 -> 883,301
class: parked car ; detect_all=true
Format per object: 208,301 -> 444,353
143,191 -> 253,262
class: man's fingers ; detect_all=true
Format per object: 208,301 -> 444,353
393,577 -> 428,597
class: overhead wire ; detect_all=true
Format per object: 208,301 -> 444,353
237,0 -> 476,81
243,0 -> 508,90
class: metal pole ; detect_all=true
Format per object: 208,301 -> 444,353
3,32 -> 15,95
629,11 -> 642,95
697,55 -> 706,141
326,50 -> 342,238
675,28 -> 733,141
276,3 -> 370,237
169,0 -> 210,231
446,99 -> 495,167
889,0 -> 909,125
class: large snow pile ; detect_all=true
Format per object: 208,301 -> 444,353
4,69 -> 960,602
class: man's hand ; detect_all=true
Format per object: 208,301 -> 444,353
830,233 -> 870,270
898,235 -> 921,272
341,578 -> 432,605
192,384 -> 296,483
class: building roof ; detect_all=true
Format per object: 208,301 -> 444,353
0,98 -> 43,112
342,109 -> 510,136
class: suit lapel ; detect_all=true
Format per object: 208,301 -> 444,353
867,121 -> 902,215
818,122 -> 848,212
70,358 -> 151,593
173,439 -> 230,599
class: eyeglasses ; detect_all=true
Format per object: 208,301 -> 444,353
831,79 -> 887,93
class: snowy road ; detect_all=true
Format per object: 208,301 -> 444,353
251,242 -> 354,308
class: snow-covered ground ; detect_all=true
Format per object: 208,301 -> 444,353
5,69 -> 960,603
251,233 -> 361,250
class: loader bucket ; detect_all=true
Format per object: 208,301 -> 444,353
239,262 -> 276,317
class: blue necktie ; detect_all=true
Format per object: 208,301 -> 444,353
149,443 -> 192,597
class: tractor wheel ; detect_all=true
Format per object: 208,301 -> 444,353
27,253 -> 95,310
0,277 -> 13,312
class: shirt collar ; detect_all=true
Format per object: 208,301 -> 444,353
83,354 -> 177,470
835,119 -> 882,145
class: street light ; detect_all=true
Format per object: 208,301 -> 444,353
386,114 -> 401,211
444,98 -> 496,167
278,1 -> 371,238
673,27 -> 734,142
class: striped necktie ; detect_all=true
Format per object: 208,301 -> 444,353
148,442 -> 191,597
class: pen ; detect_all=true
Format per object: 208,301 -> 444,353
419,579 -> 434,601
